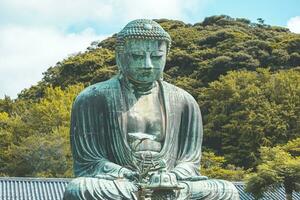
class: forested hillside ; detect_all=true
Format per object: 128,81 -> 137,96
0,15 -> 299,179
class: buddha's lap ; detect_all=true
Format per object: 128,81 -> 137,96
63,177 -> 239,200
180,179 -> 240,199
63,177 -> 138,200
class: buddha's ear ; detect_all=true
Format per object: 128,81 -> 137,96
115,51 -> 123,72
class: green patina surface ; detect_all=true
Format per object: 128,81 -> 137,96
63,19 -> 240,200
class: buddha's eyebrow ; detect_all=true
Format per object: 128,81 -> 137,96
128,50 -> 144,54
150,49 -> 165,52
127,49 -> 164,53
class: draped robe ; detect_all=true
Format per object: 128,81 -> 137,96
63,76 -> 240,200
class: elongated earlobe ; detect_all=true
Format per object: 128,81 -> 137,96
116,52 -> 123,72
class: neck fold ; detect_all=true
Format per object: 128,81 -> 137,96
119,73 -> 157,96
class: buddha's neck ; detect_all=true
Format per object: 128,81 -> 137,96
121,75 -> 157,96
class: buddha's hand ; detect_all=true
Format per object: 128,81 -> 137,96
174,174 -> 208,181
183,175 -> 208,181
121,168 -> 139,181
170,169 -> 208,181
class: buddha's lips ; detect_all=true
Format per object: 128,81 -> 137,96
140,71 -> 152,76
135,69 -> 160,76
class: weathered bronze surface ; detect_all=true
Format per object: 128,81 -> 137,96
63,19 -> 240,200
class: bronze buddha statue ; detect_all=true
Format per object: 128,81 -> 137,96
63,19 -> 240,200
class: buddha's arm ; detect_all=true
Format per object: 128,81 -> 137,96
93,160 -> 138,180
70,88 -> 136,179
71,110 -> 138,179
170,94 -> 204,180
171,163 -> 207,181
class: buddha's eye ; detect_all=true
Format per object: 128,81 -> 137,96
131,53 -> 144,60
151,52 -> 164,60
151,55 -> 163,59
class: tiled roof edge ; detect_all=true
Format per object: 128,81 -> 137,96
0,177 -> 72,182
0,178 -> 247,184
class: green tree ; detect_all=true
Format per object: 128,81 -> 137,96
245,139 -> 300,200
0,84 -> 83,177
0,112 -> 13,175
257,18 -> 265,25
0,96 -> 14,113
201,151 -> 249,181
200,69 -> 300,168
22,84 -> 83,134
6,126 -> 72,177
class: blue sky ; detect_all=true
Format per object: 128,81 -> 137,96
0,0 -> 299,98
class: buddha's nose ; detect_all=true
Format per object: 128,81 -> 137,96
144,54 -> 154,69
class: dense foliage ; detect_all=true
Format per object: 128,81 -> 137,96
201,151 -> 249,181
245,139 -> 300,199
200,69 -> 300,168
0,16 -> 299,179
0,85 -> 83,177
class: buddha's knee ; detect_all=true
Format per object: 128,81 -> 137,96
215,179 -> 239,195
63,177 -> 139,200
184,179 -> 240,200
63,177 -> 87,200
203,179 -> 239,199
63,177 -> 110,200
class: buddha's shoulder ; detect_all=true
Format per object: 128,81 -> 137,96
162,81 -> 196,102
74,77 -> 119,104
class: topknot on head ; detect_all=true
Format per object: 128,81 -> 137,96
116,19 -> 172,53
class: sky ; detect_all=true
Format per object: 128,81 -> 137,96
0,0 -> 299,99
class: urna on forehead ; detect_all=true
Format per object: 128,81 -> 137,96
116,19 -> 172,53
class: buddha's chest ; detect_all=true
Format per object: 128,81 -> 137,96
125,90 -> 164,152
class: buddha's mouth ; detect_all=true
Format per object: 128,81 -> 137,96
126,72 -> 160,85
136,69 -> 160,76
140,71 -> 152,76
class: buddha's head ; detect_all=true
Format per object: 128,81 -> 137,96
116,19 -> 171,84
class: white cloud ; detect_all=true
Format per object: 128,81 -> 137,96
116,0 -> 183,21
0,0 -> 113,27
102,0 -> 212,25
287,16 -> 300,33
0,25 -> 107,98
0,0 -> 213,98
0,0 -> 210,27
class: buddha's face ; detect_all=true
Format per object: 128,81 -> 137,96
117,39 -> 167,84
